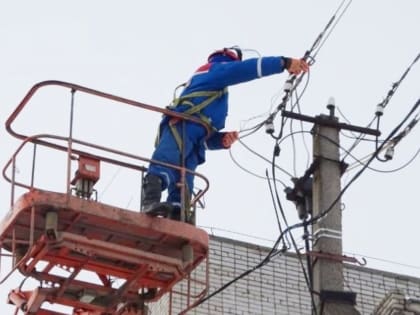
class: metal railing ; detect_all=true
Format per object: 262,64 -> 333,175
3,80 -> 210,220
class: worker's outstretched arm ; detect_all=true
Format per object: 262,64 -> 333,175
199,57 -> 309,89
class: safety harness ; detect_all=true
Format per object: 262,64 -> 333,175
153,88 -> 227,216
156,88 -> 228,151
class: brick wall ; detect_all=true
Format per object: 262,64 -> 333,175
150,235 -> 420,315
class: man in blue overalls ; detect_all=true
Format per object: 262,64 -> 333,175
142,47 -> 309,220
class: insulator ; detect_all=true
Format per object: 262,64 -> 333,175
327,96 -> 336,117
376,104 -> 384,116
265,119 -> 275,134
327,96 -> 335,107
384,146 -> 394,160
283,81 -> 293,93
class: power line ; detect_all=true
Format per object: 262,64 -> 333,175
198,225 -> 420,273
343,51 -> 420,160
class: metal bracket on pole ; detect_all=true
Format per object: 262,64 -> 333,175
306,250 -> 367,266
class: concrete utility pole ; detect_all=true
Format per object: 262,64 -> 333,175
283,103 -> 380,315
311,108 -> 360,315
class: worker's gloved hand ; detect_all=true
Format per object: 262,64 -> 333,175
283,58 -> 309,75
222,131 -> 239,148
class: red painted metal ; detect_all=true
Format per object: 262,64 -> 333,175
5,80 -> 212,143
71,155 -> 101,184
1,189 -> 209,314
1,81 -> 211,314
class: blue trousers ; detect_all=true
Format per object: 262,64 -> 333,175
148,122 -> 204,205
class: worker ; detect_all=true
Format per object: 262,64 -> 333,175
142,47 -> 309,220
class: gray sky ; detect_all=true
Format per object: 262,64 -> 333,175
1,0 -> 419,313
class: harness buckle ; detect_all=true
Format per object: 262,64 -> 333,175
169,117 -> 180,125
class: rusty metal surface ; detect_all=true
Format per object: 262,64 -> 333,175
0,189 -> 209,314
1,80 -> 211,314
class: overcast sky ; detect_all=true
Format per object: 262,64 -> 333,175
1,0 -> 419,313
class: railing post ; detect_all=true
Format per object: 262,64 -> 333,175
31,143 -> 37,188
66,89 -> 76,198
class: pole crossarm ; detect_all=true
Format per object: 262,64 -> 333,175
282,110 -> 381,136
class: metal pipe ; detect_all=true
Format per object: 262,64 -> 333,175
66,89 -> 76,197
30,143 -> 37,188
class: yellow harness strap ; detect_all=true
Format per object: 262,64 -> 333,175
156,88 -> 227,150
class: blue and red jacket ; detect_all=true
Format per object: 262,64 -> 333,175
163,56 -> 287,164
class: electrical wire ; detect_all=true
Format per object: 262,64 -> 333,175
344,141 -> 392,170
339,130 -> 384,143
311,0 -> 353,60
98,167 -> 122,201
258,99 -> 420,289
266,169 -> 290,250
233,130 -> 313,182
227,67 -> 316,310
271,98 -> 420,259
269,0 -> 352,122
190,1 -> 356,311
294,88 -> 311,170
287,73 -> 312,176
343,51 -> 420,160
238,121 -> 265,139
346,110 -> 420,172
196,132 -> 318,312
235,138 -> 293,178
269,132 -> 318,314
289,107 -> 299,177
192,246 -> 289,309
234,129 -> 318,304
198,224 -> 420,274
228,147 -> 288,187
348,145 -> 419,174
198,225 -> 276,244
272,70 -> 312,143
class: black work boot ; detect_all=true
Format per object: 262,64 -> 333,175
142,174 -> 172,217
169,206 -> 181,221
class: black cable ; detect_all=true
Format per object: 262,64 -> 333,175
18,276 -> 29,290
343,51 -> 420,159
311,0 -> 353,60
190,1 -> 358,310
270,130 -> 318,315
197,72 -> 419,315
289,99 -> 299,177
303,221 -> 314,293
380,52 -> 420,111
347,143 -> 420,174
269,98 -> 420,262
238,121 -> 265,138
274,70 -> 312,143
267,0 -> 352,126
370,151 -> 420,173
236,138 -> 293,178
293,124 -> 420,175
195,132 -> 319,312
339,108 -> 420,172
287,72 -> 312,174
342,143 -> 415,174
294,82 -> 311,170
193,245 -> 288,308
228,148 -> 288,187
375,116 -> 388,162
265,169 -> 290,250
339,130 -> 384,142
271,144 -> 292,231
